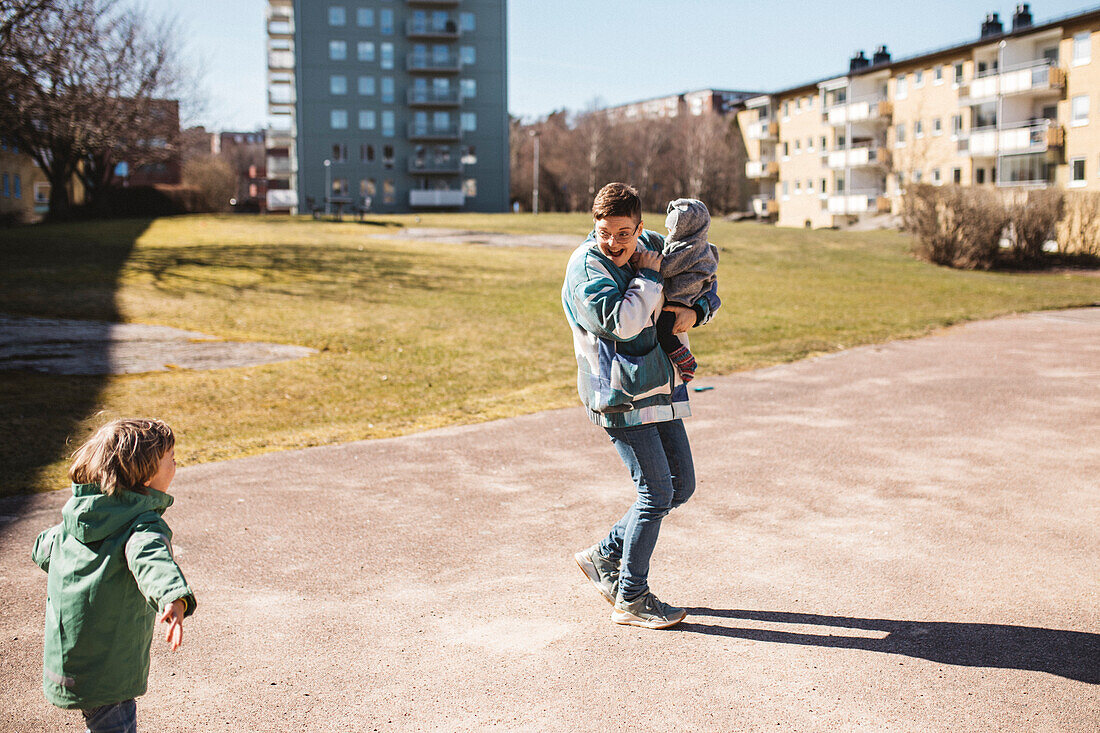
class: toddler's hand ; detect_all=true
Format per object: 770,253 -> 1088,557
631,249 -> 662,272
159,599 -> 186,651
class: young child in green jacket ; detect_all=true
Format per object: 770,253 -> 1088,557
32,418 -> 196,732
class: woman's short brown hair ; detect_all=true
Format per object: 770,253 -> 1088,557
591,182 -> 641,223
68,418 -> 175,496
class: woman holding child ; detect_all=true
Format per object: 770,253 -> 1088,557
562,182 -> 720,629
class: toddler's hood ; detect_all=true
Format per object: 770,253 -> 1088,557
62,482 -> 173,543
665,198 -> 711,242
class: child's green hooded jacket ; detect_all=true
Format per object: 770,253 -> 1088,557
31,483 -> 196,709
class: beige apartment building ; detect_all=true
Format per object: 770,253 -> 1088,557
740,4 -> 1100,228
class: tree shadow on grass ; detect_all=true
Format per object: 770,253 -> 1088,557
0,218 -> 153,526
678,608 -> 1100,684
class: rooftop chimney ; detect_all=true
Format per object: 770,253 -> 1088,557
849,50 -> 870,72
981,12 -> 1004,38
872,45 -> 891,65
1012,3 -> 1033,30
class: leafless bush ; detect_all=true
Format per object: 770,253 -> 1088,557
902,184 -> 1008,269
1056,191 -> 1100,257
182,156 -> 235,212
1004,188 -> 1064,265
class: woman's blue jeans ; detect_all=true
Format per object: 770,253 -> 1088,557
598,418 -> 695,601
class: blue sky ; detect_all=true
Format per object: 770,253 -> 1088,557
173,0 -> 1098,130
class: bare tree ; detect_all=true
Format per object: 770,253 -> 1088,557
0,0 -> 187,218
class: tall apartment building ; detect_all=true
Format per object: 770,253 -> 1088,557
739,4 -> 1100,228
265,0 -> 509,214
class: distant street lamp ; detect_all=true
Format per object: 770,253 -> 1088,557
323,159 -> 332,215
529,130 -> 540,215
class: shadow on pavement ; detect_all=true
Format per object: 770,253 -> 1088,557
0,218 -> 152,529
679,608 -> 1100,684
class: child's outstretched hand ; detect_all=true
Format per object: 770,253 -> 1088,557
159,599 -> 186,651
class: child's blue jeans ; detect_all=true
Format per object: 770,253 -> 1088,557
82,699 -> 136,733
598,418 -> 696,601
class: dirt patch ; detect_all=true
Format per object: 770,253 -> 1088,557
0,316 -> 316,375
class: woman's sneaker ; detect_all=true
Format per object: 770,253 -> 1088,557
574,546 -> 619,605
611,591 -> 686,629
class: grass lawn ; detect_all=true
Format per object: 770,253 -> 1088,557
1,212 -> 1097,495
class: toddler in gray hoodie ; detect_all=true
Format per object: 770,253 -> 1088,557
657,198 -> 719,382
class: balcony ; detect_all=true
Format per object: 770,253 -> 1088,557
963,119 -> 1061,157
407,88 -> 461,107
825,145 -> 890,170
407,122 -> 461,141
410,189 -> 465,207
967,59 -> 1065,102
407,53 -> 462,73
825,95 -> 892,126
408,157 -> 463,175
747,120 -> 778,140
266,156 -> 295,175
827,190 -> 890,215
745,159 -> 779,178
751,195 -> 779,217
406,18 -> 460,39
406,0 -> 460,5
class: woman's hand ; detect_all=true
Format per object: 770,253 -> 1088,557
662,304 -> 697,334
631,249 -> 662,272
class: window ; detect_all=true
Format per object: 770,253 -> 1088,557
358,41 -> 375,62
782,101 -> 790,118
360,144 -> 374,162
460,79 -> 476,99
433,110 -> 450,130
330,75 -> 347,95
914,70 -> 924,87
383,145 -> 395,168
459,46 -> 475,65
934,65 -> 943,84
913,170 -> 923,183
381,43 -> 394,69
821,178 -> 827,194
952,168 -> 962,184
329,40 -> 346,60
380,8 -> 393,34
896,74 -> 907,99
13,174 -> 20,198
1,173 -> 8,197
328,6 -> 345,26
951,114 -> 963,137
782,141 -> 789,158
1071,157 -> 1086,186
914,119 -> 924,138
976,168 -> 985,184
820,135 -> 827,150
806,178 -> 812,191
932,117 -> 942,136
382,110 -> 394,137
383,179 -> 395,205
836,176 -> 844,192
794,180 -> 801,194
381,77 -> 394,103
463,178 -> 477,197
363,178 -> 376,197
461,145 -> 477,164
358,110 -> 376,130
357,8 -> 374,27
460,112 -> 476,132
330,109 -> 348,129
459,12 -> 475,31
332,178 -> 347,196
1072,95 -> 1090,126
781,181 -> 789,198
331,143 -> 347,162
932,168 -> 941,184
794,139 -> 800,152
34,182 -> 49,203
358,76 -> 375,96
1073,32 -> 1091,66
896,123 -> 906,145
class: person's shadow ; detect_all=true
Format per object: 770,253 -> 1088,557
679,609 -> 1099,684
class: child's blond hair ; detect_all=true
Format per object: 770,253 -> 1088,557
68,418 -> 175,496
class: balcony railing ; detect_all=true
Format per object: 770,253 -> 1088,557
408,158 -> 463,174
410,189 -> 465,207
406,18 -> 460,39
407,122 -> 461,141
963,119 -> 1060,157
825,95 -> 892,126
407,88 -> 461,106
827,190 -> 889,215
266,156 -> 294,175
745,159 -> 779,178
747,120 -> 778,140
406,53 -> 463,73
967,58 -> 1064,100
751,195 -> 779,217
825,145 -> 890,170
